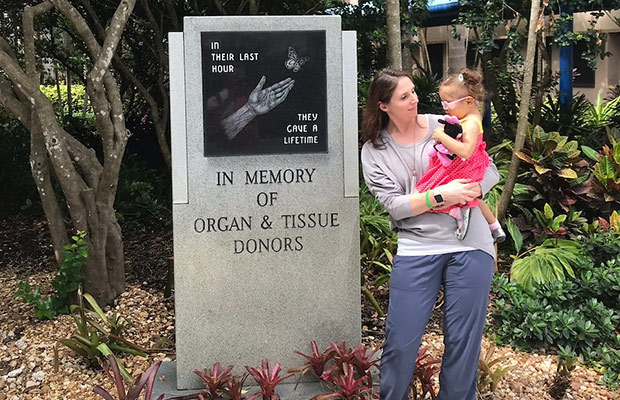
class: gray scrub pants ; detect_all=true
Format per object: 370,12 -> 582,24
379,250 -> 494,400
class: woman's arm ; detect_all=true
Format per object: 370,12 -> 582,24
361,144 -> 480,218
478,158 -> 500,196
361,145 -> 423,219
432,118 -> 480,159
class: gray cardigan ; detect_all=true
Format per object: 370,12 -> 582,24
361,114 -> 500,258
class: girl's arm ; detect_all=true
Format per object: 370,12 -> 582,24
432,118 -> 481,159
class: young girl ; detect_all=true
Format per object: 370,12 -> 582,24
416,68 -> 506,242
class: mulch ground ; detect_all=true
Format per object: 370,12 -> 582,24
0,214 -> 617,399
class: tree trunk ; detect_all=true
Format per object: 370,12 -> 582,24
0,0 -> 137,306
386,0 -> 401,69
418,28 -> 431,75
532,34 -> 551,126
497,0 -> 543,218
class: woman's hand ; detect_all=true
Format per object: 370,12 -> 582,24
435,179 -> 481,209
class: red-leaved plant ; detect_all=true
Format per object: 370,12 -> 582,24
293,340 -> 335,383
410,346 -> 441,400
245,359 -> 294,400
330,342 -> 358,369
349,345 -> 380,388
93,354 -> 164,400
225,375 -> 248,400
169,362 -> 247,400
294,341 -> 379,400
312,363 -> 378,400
194,362 -> 234,399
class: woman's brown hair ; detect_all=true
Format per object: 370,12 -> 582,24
361,68 -> 412,147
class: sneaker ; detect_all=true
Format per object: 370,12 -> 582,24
492,226 -> 506,243
455,207 -> 471,240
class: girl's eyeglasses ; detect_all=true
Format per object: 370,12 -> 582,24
441,96 -> 470,109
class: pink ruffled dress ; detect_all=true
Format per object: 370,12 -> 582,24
416,118 -> 490,213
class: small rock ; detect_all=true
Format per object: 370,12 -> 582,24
25,380 -> 38,389
509,381 -> 524,394
32,371 -> 45,382
14,340 -> 25,349
7,368 -> 23,378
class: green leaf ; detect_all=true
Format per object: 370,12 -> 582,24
581,145 -> 600,161
544,203 -> 554,221
505,218 -> 523,253
83,293 -> 109,326
97,344 -> 134,382
552,215 -> 567,231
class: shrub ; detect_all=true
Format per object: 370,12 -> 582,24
39,84 -> 87,116
490,231 -> 620,388
114,155 -> 171,229
14,231 -> 88,319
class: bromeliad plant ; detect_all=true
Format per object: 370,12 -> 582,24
313,363 -> 378,400
245,359 -> 294,400
170,363 -> 247,400
57,293 -> 167,381
294,341 -> 380,400
293,340 -> 335,382
410,347 -> 441,400
549,346 -> 579,399
93,354 -> 164,400
477,345 -> 511,398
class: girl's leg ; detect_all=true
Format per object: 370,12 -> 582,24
437,250 -> 494,400
478,200 -> 495,225
478,201 -> 506,242
380,254 -> 447,400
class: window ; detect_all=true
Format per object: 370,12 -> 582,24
573,40 -> 595,88
427,43 -> 445,79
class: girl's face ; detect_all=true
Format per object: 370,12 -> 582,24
379,76 -> 418,122
439,85 -> 474,119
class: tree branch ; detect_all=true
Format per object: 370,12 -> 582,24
23,2 -> 54,79
0,74 -> 29,126
90,0 -> 136,81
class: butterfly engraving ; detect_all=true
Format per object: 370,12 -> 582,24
284,46 -> 309,72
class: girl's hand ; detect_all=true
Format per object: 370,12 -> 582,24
432,127 -> 446,142
435,179 -> 480,208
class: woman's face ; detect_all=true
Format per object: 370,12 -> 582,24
379,76 -> 418,121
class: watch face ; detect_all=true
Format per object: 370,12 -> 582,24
434,193 -> 444,203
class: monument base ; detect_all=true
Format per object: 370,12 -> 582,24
152,361 -> 336,400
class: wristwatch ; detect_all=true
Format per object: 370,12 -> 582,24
433,189 -> 445,206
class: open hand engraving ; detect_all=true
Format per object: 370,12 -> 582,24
247,76 -> 295,115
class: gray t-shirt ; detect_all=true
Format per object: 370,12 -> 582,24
360,114 -> 500,258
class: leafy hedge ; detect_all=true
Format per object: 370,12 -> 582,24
490,232 -> 620,389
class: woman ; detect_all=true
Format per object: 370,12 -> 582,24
360,69 -> 499,400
